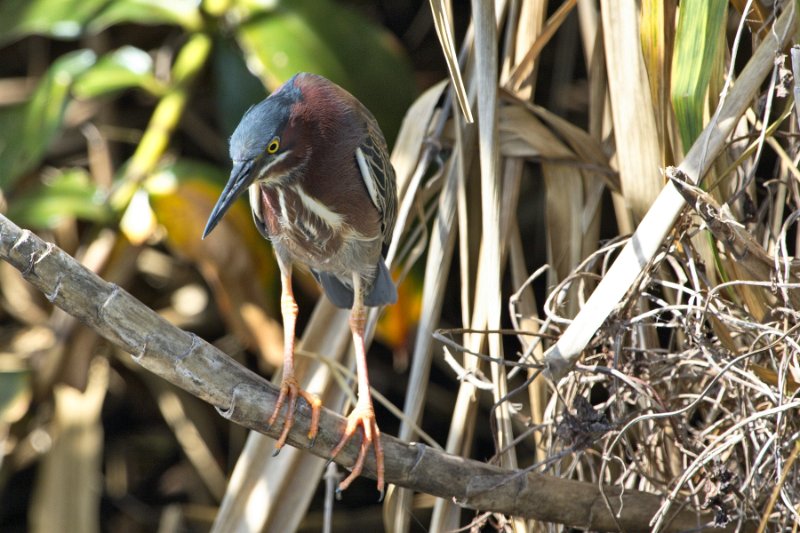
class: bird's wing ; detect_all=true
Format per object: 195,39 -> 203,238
354,116 -> 397,248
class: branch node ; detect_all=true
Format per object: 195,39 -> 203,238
99,284 -> 121,320
132,332 -> 152,362
215,382 -> 243,420
408,441 -> 427,474
11,229 -> 55,278
11,229 -> 32,253
177,332 -> 200,361
45,271 -> 64,302
26,241 -> 56,277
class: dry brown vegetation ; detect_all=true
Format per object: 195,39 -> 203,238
1,1 -> 800,532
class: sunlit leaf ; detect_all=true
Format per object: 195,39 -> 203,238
6,168 -> 112,228
88,0 -> 202,32
640,0 -> 676,163
671,0 -> 727,151
0,0 -> 106,45
0,50 -> 97,190
119,187 -> 158,245
73,46 -> 163,99
235,0 -> 416,143
0,0 -> 201,45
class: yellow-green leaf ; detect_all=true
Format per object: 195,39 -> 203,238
0,0 -> 106,45
0,50 -> 96,189
89,0 -> 203,32
73,46 -> 164,99
671,0 -> 727,151
6,168 -> 112,228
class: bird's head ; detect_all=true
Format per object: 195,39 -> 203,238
203,74 -> 307,239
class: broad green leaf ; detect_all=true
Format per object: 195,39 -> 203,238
0,0 -> 107,45
0,50 -> 97,190
73,46 -> 163,99
671,0 -> 727,151
235,0 -> 416,144
0,0 -> 200,46
88,0 -> 202,32
7,168 -> 113,228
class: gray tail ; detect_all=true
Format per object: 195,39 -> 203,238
312,260 -> 397,309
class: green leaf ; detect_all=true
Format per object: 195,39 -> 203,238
7,168 -> 113,228
671,0 -> 727,151
0,50 -> 97,190
0,0 -> 200,46
73,46 -> 163,99
88,0 -> 202,32
0,0 -> 107,45
213,36 -> 269,137
235,0 -> 416,144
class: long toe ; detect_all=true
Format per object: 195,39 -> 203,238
329,405 -> 384,494
299,389 -> 322,445
268,377 -> 320,451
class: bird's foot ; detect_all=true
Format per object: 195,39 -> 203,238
329,400 -> 384,498
267,375 -> 321,454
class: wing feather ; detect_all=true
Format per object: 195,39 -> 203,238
354,115 -> 397,248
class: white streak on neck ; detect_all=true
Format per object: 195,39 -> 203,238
277,188 -> 289,224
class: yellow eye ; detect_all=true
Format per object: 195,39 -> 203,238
266,138 -> 280,154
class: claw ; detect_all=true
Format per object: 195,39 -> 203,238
328,399 -> 384,496
267,375 -> 321,450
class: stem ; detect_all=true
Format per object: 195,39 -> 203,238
111,33 -> 212,211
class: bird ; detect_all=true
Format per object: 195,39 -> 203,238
202,72 -> 397,496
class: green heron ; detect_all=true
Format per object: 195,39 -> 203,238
203,73 -> 397,495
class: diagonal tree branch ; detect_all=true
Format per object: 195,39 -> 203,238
0,213 -> 744,532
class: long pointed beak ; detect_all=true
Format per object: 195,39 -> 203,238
202,160 -> 254,239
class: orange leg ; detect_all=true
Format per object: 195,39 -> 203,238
268,266 -> 321,452
329,275 -> 385,497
